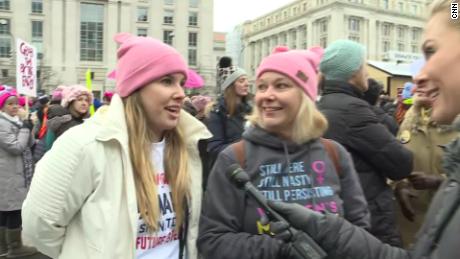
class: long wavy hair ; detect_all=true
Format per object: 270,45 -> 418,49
224,84 -> 247,117
124,91 -> 190,232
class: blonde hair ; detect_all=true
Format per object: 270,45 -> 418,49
247,92 -> 328,144
124,92 -> 190,232
430,0 -> 460,27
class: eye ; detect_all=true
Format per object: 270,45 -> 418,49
256,84 -> 268,92
161,77 -> 173,85
275,83 -> 290,89
423,45 -> 436,60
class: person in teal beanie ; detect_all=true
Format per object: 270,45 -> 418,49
317,39 -> 413,247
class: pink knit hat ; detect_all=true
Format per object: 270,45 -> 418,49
0,87 -> 18,109
256,46 -> 324,101
51,85 -> 66,101
114,33 -> 188,97
103,91 -> 114,101
61,85 -> 94,108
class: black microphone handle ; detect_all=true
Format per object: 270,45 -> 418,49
243,183 -> 288,223
243,182 -> 327,259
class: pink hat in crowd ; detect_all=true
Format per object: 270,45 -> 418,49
61,85 -> 94,108
51,85 -> 66,102
0,87 -> 18,109
114,32 -> 188,97
256,46 -> 324,101
103,91 -> 114,101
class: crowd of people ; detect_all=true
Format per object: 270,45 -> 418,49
0,0 -> 458,258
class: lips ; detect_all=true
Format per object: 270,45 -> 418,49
262,107 -> 282,112
165,105 -> 181,117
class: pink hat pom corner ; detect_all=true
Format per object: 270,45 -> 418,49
308,46 -> 325,58
114,32 -> 134,44
272,45 -> 290,54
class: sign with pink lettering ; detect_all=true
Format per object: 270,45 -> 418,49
16,39 -> 37,97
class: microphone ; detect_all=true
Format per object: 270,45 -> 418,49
226,164 -> 327,259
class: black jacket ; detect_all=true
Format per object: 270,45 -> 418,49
318,80 -> 413,246
371,106 -> 399,136
205,96 -> 251,154
318,80 -> 413,200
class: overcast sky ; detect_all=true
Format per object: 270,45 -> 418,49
213,0 -> 296,32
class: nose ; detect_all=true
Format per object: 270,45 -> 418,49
173,84 -> 186,101
414,71 -> 428,92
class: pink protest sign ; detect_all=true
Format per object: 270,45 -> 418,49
16,39 -> 37,97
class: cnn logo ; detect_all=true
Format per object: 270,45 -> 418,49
452,2 -> 459,20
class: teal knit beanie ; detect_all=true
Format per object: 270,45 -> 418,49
320,39 -> 366,81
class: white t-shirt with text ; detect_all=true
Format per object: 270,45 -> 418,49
136,139 -> 180,259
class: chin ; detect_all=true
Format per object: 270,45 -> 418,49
431,108 -> 457,125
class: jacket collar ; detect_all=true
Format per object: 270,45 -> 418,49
93,94 -> 212,147
322,80 -> 364,98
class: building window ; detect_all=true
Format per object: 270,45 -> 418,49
164,9 -> 174,24
189,12 -> 198,26
32,0 -> 43,14
283,11 -> 288,18
137,28 -> 147,37
1,69 -> 7,77
320,19 -> 328,33
348,17 -> 360,32
189,0 -> 198,8
398,2 -> 404,12
0,0 -> 9,10
32,20 -> 43,59
275,14 -> 280,22
188,32 -> 197,47
188,48 -> 197,66
267,18 -> 271,25
164,0 -> 174,5
163,30 -> 173,45
382,0 -> 389,9
137,7 -> 148,22
0,19 -> 10,58
398,26 -> 405,39
293,7 -> 298,15
383,24 -> 391,36
80,3 -> 104,62
383,41 -> 390,52
348,35 -> 360,42
412,28 -> 420,41
412,4 -> 418,14
412,45 -> 418,53
398,43 -> 405,51
320,37 -> 327,48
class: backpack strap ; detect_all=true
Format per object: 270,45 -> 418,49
231,140 -> 246,169
320,138 -> 342,177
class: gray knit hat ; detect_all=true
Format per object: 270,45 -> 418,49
217,56 -> 247,91
320,39 -> 366,81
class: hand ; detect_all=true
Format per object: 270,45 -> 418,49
394,181 -> 416,221
408,172 -> 443,190
259,214 -> 292,242
21,119 -> 34,131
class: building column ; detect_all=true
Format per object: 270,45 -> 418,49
329,8 -> 344,42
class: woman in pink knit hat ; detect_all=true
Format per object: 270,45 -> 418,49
0,88 -> 38,257
43,84 -> 93,151
22,33 -> 211,259
198,46 -> 370,259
